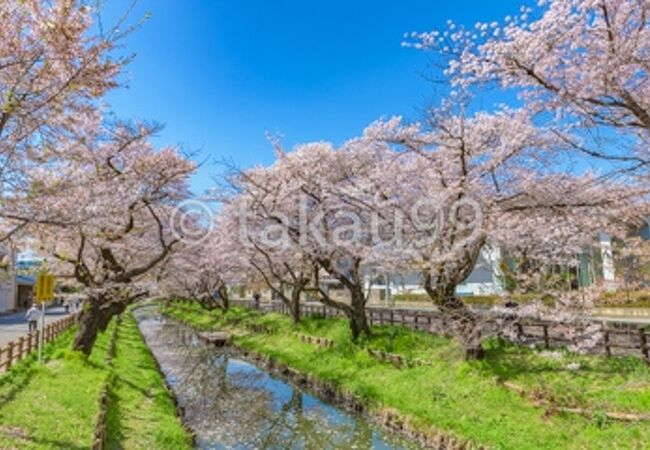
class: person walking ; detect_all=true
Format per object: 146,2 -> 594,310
25,303 -> 40,333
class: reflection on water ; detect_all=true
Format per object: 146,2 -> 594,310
133,305 -> 421,450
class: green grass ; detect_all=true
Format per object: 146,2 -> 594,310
0,312 -> 192,450
164,301 -> 650,450
393,292 -> 554,306
105,311 -> 192,450
0,325 -> 113,449
600,289 -> 650,308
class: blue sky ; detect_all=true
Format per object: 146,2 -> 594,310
102,1 -> 528,194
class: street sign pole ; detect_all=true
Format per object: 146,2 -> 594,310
35,273 -> 55,363
38,301 -> 45,362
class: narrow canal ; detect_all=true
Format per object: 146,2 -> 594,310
133,306 -> 421,450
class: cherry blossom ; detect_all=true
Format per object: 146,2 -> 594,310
30,122 -> 195,354
0,0 -> 135,242
405,0 -> 650,170
227,140 -> 393,339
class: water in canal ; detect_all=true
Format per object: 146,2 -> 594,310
134,306 -> 421,450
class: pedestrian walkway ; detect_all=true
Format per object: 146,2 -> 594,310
0,306 -> 70,347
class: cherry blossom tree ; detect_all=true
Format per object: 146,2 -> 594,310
0,0 -> 138,242
362,103 -> 640,357
30,122 -> 195,354
159,248 -> 232,312
229,141 -> 390,339
0,1 -> 187,355
405,0 -> 650,173
220,99 -> 641,354
225,197 -> 315,324
159,209 -> 247,312
614,235 -> 650,298
379,0 -> 650,355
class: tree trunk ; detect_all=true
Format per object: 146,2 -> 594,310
222,292 -> 230,311
428,283 -> 464,310
290,289 -> 301,324
73,294 -> 128,355
217,285 -> 230,311
314,258 -> 370,340
423,276 -> 484,360
465,346 -> 485,360
349,286 -> 370,340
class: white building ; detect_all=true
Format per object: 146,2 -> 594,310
364,247 -> 504,303
364,236 -> 619,304
0,245 -> 17,312
0,247 -> 36,313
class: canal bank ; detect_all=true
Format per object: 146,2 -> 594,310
0,310 -> 192,450
160,300 -> 650,450
134,304 -> 425,449
105,310 -> 193,449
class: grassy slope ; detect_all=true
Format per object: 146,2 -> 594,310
0,325 -> 113,450
105,311 -> 192,450
0,312 -> 192,450
164,302 -> 650,450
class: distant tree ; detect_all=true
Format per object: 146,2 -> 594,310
223,199 -> 315,324
159,209 -> 247,312
229,142 -> 390,339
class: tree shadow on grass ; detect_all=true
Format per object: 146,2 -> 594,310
296,315 -> 348,339
478,340 -> 648,382
0,331 -> 80,407
111,371 -> 154,398
0,365 -> 38,409
0,424 -> 89,450
27,435 -> 90,450
104,382 -> 126,450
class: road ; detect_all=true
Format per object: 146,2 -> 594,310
0,306 -> 71,347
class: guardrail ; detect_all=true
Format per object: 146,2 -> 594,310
0,314 -> 77,373
227,299 -> 649,363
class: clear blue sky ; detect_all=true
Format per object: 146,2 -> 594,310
102,0 -> 528,194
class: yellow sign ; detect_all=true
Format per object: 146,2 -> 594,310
35,273 -> 56,303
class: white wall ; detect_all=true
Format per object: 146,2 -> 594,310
0,279 -> 16,312
599,233 -> 616,291
0,244 -> 16,312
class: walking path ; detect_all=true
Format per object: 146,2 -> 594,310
0,306 -> 70,347
247,299 -> 650,326
366,302 -> 650,325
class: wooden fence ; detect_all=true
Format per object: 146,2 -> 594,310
229,299 -> 650,363
0,314 -> 77,373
